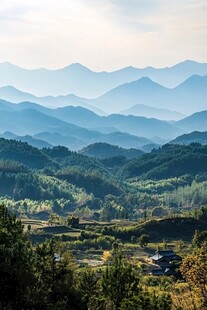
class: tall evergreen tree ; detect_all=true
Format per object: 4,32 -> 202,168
0,204 -> 36,309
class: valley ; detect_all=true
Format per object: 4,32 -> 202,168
0,60 -> 207,310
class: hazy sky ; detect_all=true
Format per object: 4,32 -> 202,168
0,0 -> 206,70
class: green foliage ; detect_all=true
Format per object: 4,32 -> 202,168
119,144 -> 207,180
98,253 -> 172,310
101,217 -> 207,242
67,215 -> 79,228
139,233 -> 149,248
101,253 -> 139,308
0,204 -> 36,308
56,167 -> 122,199
2,138 -> 207,223
196,205 -> 207,222
120,293 -> 172,310
192,230 -> 207,248
78,267 -> 98,304
180,246 -> 207,309
80,142 -> 144,159
167,181 -> 207,208
0,205 -> 82,309
0,137 -> 56,169
67,235 -> 116,251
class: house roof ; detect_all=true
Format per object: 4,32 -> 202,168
156,250 -> 174,256
151,254 -> 164,261
151,250 -> 181,262
151,269 -> 164,276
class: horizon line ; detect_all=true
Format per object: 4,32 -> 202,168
0,59 -> 206,73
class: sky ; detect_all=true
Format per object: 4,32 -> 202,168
0,0 -> 206,71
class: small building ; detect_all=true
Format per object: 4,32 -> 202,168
150,250 -> 182,276
151,250 -> 181,265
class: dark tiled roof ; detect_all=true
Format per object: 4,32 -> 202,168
151,269 -> 164,276
155,250 -> 174,256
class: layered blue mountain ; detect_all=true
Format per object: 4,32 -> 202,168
0,60 -> 206,98
91,75 -> 207,114
0,101 -> 183,140
0,132 -> 52,148
1,74 -> 206,117
0,101 -> 160,150
120,104 -> 185,121
1,99 -> 206,151
170,131 -> 207,145
0,86 -> 104,115
176,110 -> 207,132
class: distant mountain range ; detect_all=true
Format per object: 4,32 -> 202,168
0,85 -> 182,119
90,75 -> 207,114
0,73 -> 206,117
0,60 -> 207,98
0,86 -> 105,115
0,98 -> 206,151
120,104 -> 185,121
0,100 -> 184,139
0,100 -> 157,150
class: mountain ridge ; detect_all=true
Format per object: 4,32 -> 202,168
0,60 -> 207,98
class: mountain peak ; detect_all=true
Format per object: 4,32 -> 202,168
180,59 -> 197,65
63,63 -> 92,73
132,76 -> 165,88
172,59 -> 205,70
0,61 -> 26,70
178,74 -> 207,88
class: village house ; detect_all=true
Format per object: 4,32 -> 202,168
150,250 -> 182,276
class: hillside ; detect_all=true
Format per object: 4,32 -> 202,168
0,132 -> 52,149
79,142 -> 144,159
138,217 -> 207,241
0,139 -> 124,204
171,131 -> 207,145
118,143 -> 207,180
176,110 -> 207,132
0,138 -> 55,169
1,137 -> 207,223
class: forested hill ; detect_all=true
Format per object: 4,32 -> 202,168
0,138 -> 56,169
2,138 -> 207,182
79,142 -> 144,159
0,138 -> 106,172
0,139 -> 123,201
119,143 -> 207,180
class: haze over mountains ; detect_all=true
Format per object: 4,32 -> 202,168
91,75 -> 207,115
121,104 -> 185,121
0,86 -> 105,115
0,60 -> 207,98
0,98 -> 207,151
0,59 -> 206,152
0,62 -> 207,117
170,131 -> 207,145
